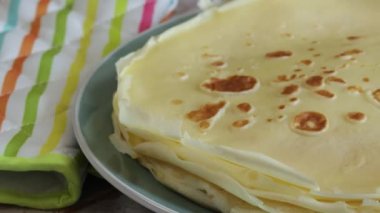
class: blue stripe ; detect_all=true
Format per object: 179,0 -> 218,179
0,0 -> 21,51
165,0 -> 176,11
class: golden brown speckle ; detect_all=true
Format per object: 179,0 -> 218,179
282,84 -> 299,95
293,111 -> 328,133
187,101 -> 226,122
346,112 -> 366,123
363,77 -> 370,83
315,90 -> 335,99
323,70 -> 336,75
232,119 -> 249,128
372,89 -> 380,103
278,105 -> 286,110
347,36 -> 361,41
300,59 -> 313,66
276,75 -> 288,82
326,76 -> 346,84
199,121 -> 210,129
265,50 -> 293,58
306,75 -> 324,87
274,74 -> 298,82
313,53 -> 321,57
210,60 -> 227,68
335,49 -> 363,58
277,75 -> 288,81
203,75 -> 258,93
237,103 -> 251,113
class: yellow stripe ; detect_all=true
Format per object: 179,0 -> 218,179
39,0 -> 99,155
102,0 -> 128,56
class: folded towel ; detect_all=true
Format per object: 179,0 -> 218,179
0,0 -> 177,209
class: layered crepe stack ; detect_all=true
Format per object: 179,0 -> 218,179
110,0 -> 380,212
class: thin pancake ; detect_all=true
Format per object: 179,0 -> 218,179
112,0 -> 380,212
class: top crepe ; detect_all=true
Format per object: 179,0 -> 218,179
112,0 -> 380,212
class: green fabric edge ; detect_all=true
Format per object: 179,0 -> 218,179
0,153 -> 87,209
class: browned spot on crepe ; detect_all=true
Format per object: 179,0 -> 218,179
187,101 -> 226,122
293,111 -> 328,132
203,75 -> 257,92
265,50 -> 293,58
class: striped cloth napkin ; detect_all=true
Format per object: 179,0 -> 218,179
0,0 -> 177,209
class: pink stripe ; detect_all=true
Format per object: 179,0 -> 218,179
138,0 -> 156,33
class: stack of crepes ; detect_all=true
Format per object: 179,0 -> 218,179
111,0 -> 380,212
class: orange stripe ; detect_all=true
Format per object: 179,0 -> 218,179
159,10 -> 175,23
0,0 -> 49,130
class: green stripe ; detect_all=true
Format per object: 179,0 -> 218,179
4,0 -> 74,157
39,0 -> 99,155
102,0 -> 128,56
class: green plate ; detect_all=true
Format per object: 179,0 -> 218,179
73,11 -> 214,213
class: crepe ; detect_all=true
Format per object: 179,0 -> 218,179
110,0 -> 380,212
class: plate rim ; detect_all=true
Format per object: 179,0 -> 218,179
73,10 -> 199,213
